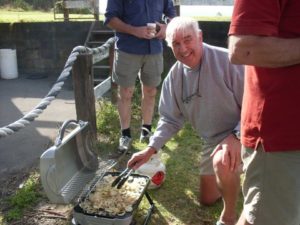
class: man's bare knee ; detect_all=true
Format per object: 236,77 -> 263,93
199,195 -> 221,206
142,86 -> 157,98
212,150 -> 231,177
119,87 -> 134,100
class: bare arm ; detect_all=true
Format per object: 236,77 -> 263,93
228,35 -> 300,68
107,17 -> 154,39
127,147 -> 157,170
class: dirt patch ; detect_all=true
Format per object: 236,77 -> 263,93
10,203 -> 73,225
0,168 -> 72,225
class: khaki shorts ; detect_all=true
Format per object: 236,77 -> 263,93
242,145 -> 300,225
112,50 -> 163,88
199,144 -> 215,175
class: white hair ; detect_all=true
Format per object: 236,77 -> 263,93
166,17 -> 201,47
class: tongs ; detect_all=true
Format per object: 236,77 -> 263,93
111,167 -> 135,189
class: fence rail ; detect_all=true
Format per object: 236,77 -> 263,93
54,0 -> 100,21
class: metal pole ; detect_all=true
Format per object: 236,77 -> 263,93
109,44 -> 118,104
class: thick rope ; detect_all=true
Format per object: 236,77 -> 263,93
0,37 -> 115,139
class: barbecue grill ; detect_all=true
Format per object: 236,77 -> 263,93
40,120 -> 154,225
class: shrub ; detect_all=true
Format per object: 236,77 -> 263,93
96,99 -> 120,144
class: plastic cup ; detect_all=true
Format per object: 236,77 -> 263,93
147,23 -> 156,37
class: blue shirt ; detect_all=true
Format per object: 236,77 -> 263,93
104,0 -> 176,55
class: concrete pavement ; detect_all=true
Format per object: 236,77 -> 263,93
0,74 -> 76,178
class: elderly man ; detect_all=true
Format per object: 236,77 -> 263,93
128,17 -> 244,225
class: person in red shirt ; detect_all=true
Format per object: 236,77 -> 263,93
228,0 -> 300,225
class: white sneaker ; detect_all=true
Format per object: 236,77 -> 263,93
118,136 -> 132,153
139,127 -> 152,143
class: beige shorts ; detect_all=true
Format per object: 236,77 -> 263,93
112,50 -> 163,88
242,145 -> 300,225
199,144 -> 215,175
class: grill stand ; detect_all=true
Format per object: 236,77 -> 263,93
40,119 -> 155,225
142,192 -> 155,225
72,191 -> 155,225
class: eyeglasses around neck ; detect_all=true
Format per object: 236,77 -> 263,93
182,92 -> 201,104
181,65 -> 202,104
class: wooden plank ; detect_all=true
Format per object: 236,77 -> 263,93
94,77 -> 111,100
65,1 -> 91,9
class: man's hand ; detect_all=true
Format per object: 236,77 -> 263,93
127,147 -> 157,170
154,22 -> 167,39
107,17 -> 156,40
132,26 -> 157,39
210,134 -> 241,172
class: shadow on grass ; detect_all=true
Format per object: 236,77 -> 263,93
94,87 -> 243,225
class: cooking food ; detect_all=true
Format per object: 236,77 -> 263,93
79,174 -> 148,217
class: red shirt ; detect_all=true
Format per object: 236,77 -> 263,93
229,0 -> 300,152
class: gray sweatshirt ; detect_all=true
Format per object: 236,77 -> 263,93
149,43 -> 244,150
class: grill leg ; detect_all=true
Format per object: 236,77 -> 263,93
71,218 -> 79,225
142,192 -> 155,225
130,219 -> 137,225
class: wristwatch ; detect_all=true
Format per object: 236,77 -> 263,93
232,130 -> 241,140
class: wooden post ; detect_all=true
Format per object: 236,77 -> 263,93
109,44 -> 118,104
63,0 -> 69,21
173,0 -> 181,16
72,53 -> 97,142
93,0 -> 99,21
175,5 -> 180,16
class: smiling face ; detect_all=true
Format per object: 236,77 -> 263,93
171,29 -> 203,69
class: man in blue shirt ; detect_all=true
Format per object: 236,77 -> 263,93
105,0 -> 176,152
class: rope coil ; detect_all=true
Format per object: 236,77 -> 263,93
0,37 -> 115,138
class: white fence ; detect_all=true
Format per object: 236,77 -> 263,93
99,0 -> 234,16
99,0 -> 234,11
179,0 -> 233,5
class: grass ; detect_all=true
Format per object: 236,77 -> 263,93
0,93 -> 218,225
95,86 -> 243,225
2,172 -> 41,222
0,8 -> 101,23
135,125 -> 209,225
0,85 -> 242,225
97,102 -> 207,224
0,8 -> 55,23
97,97 -> 205,225
0,8 -> 231,23
0,7 -> 235,224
